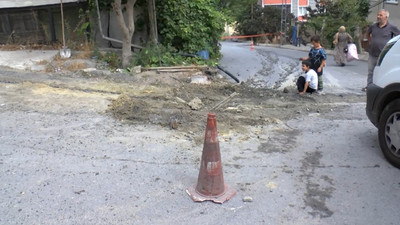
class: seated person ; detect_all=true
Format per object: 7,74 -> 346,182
297,60 -> 318,95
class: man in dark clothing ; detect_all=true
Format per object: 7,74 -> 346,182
365,9 -> 400,91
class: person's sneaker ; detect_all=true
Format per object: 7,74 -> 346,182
316,90 -> 324,95
361,87 -> 367,92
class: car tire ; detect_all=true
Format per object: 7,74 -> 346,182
378,99 -> 400,169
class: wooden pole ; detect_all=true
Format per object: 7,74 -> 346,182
60,0 -> 66,47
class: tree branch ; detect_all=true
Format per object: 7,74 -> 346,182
127,0 -> 137,37
112,0 -> 129,38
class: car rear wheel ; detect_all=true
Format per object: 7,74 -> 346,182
378,99 -> 400,169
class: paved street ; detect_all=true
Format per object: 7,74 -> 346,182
1,44 -> 400,225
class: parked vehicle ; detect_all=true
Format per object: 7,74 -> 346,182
366,35 -> 400,168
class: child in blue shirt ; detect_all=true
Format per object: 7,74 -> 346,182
300,35 -> 327,91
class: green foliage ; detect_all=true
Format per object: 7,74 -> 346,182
236,5 -> 290,35
132,43 -> 178,67
304,0 -> 369,49
218,0 -> 257,24
156,0 -> 225,60
76,9 -> 91,39
131,43 -> 215,67
357,0 -> 370,18
235,4 -> 261,35
94,50 -> 121,69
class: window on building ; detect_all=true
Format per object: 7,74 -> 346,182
386,0 -> 398,4
299,7 -> 308,17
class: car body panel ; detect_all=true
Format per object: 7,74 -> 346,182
373,35 -> 400,88
366,34 -> 400,168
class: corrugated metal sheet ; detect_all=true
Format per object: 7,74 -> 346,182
0,0 -> 85,9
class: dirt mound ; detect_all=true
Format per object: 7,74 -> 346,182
107,70 -> 365,135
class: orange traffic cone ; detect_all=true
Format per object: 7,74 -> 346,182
186,113 -> 236,203
250,41 -> 255,50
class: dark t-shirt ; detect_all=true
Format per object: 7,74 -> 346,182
368,22 -> 400,57
308,47 -> 327,76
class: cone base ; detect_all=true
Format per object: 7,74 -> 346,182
186,183 -> 236,204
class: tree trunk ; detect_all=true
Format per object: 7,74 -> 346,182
147,0 -> 157,43
112,0 -> 137,68
354,26 -> 361,54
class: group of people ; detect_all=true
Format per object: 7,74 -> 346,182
296,9 -> 400,95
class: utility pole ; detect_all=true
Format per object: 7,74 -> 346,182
280,0 -> 287,45
251,3 -> 254,44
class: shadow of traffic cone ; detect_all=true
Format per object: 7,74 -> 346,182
186,113 -> 236,203
250,41 -> 255,51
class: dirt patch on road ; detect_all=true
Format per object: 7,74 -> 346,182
106,70 -> 365,136
0,66 -> 365,138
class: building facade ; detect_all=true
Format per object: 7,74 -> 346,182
260,0 -> 317,21
368,0 -> 400,28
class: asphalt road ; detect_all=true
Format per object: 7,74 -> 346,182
220,41 -> 367,94
219,41 -> 400,224
1,44 -> 400,225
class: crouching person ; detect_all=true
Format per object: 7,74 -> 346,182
297,60 -> 318,95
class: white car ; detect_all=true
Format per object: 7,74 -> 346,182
366,35 -> 400,168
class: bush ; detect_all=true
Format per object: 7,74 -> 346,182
156,0 -> 224,60
131,43 -> 214,67
93,50 -> 121,69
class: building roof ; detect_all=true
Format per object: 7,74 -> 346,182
0,0 -> 85,9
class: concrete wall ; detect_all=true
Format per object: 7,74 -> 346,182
92,7 -> 149,49
0,3 -> 86,45
0,2 -> 149,49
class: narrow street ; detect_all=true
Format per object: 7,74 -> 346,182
1,44 -> 400,225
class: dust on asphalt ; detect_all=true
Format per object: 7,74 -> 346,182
0,57 -> 367,224
0,64 -> 365,142
106,69 -> 365,136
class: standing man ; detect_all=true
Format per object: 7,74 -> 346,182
365,9 -> 400,91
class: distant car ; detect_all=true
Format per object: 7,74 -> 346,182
366,35 -> 400,168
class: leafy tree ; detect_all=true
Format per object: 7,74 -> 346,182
235,4 -> 294,43
218,0 -> 257,24
235,4 -> 263,35
156,0 -> 225,59
304,0 -> 369,49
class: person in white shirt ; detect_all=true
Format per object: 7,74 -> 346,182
297,60 -> 318,95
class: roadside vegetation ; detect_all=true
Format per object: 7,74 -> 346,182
226,0 -> 369,50
90,0 -> 225,69
1,0 -> 371,71
303,0 -> 369,50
